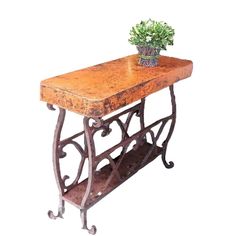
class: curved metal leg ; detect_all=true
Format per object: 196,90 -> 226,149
48,198 -> 65,219
136,98 -> 146,147
80,117 -> 97,234
47,104 -> 66,219
138,98 -> 145,130
80,209 -> 97,235
161,85 -> 176,169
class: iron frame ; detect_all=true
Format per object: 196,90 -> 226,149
47,85 -> 176,234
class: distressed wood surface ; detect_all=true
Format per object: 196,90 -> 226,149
40,54 -> 193,117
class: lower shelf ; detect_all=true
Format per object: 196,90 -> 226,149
63,142 -> 163,209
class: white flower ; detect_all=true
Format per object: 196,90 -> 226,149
146,19 -> 153,27
146,36 -> 152,42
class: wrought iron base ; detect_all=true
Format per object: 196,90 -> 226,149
46,85 -> 176,234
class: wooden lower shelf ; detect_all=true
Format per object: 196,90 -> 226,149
63,142 -> 162,209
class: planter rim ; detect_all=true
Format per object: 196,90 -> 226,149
136,45 -> 161,49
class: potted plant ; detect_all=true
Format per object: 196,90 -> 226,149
128,19 -> 175,67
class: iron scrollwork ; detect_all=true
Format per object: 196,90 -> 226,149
46,85 -> 176,234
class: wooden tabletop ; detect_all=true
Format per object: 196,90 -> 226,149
40,54 -> 193,117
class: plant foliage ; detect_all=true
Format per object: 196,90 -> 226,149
129,19 -> 175,50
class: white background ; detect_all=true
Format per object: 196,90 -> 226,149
1,0 -> 236,235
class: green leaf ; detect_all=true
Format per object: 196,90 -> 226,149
128,19 -> 175,50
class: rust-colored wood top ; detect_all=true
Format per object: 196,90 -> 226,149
40,54 -> 193,117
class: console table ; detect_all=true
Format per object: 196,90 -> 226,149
40,54 -> 193,234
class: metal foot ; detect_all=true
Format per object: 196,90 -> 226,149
161,149 -> 174,169
80,210 -> 97,235
48,199 -> 65,219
